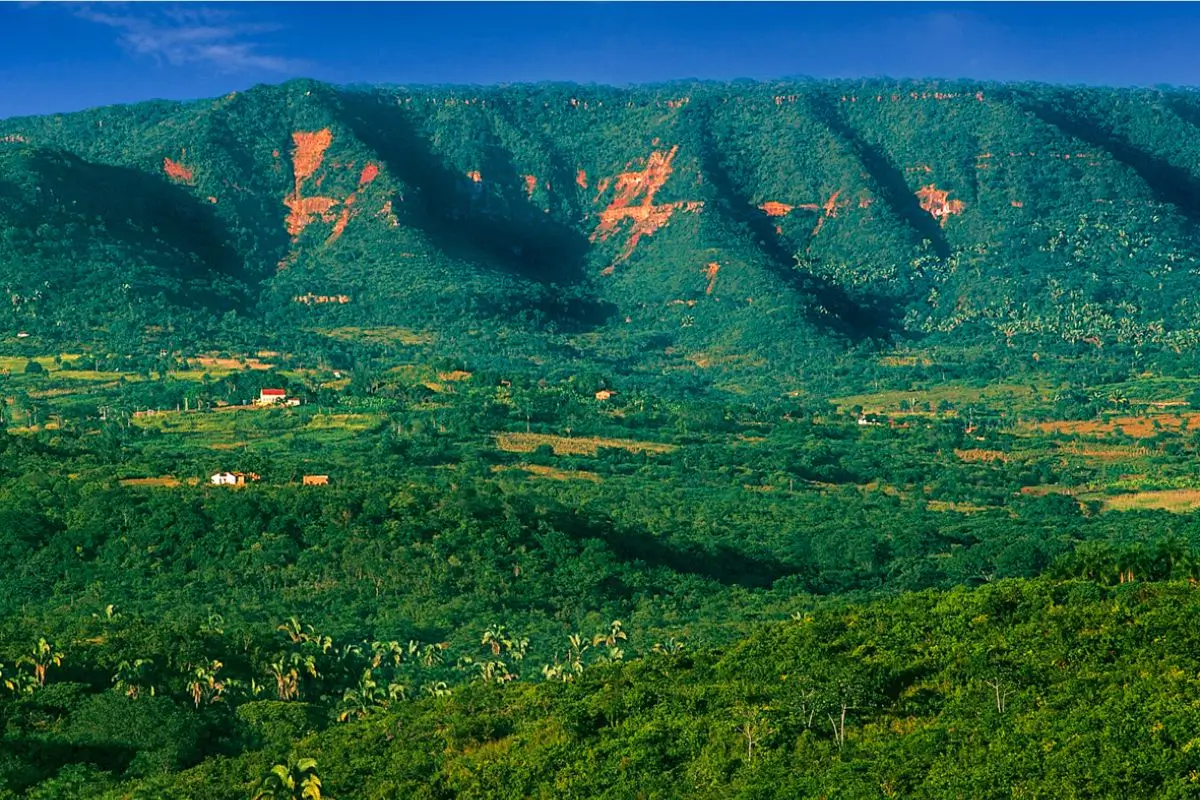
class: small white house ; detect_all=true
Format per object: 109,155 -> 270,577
256,388 -> 287,406
210,472 -> 238,485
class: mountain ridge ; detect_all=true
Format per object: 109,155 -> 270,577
5,77 -> 1200,390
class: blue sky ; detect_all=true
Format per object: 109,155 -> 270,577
1,2 -> 1198,119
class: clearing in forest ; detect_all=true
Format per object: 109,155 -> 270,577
119,477 -> 188,488
1031,413 -> 1200,439
314,326 -> 433,345
1100,488 -> 1200,512
493,463 -> 602,483
495,432 -> 676,456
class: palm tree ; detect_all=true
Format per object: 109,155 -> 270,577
252,756 -> 323,800
186,660 -> 226,708
370,640 -> 404,669
338,668 -> 383,722
418,642 -> 448,668
269,652 -> 319,701
592,620 -> 627,649
481,625 -> 512,657
112,659 -> 156,699
651,638 -> 685,656
18,638 -> 63,688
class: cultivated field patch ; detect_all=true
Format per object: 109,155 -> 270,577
495,432 -> 676,456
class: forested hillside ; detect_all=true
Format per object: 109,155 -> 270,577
6,78 -> 1200,390
8,78 -> 1200,798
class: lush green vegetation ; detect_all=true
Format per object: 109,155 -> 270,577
6,77 -> 1200,796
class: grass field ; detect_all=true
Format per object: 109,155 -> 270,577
495,432 -> 677,456
314,326 -> 433,345
832,382 -> 1042,414
1030,413 -> 1200,438
1057,442 -> 1152,460
954,448 -> 1010,463
493,463 -> 602,483
119,477 -> 188,488
1100,488 -> 1200,512
927,500 -> 994,513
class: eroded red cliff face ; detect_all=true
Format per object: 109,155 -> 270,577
916,185 -> 964,224
280,128 -> 386,247
284,129 -> 338,238
327,161 -> 382,244
163,157 -> 194,184
703,262 -> 720,295
591,146 -> 703,271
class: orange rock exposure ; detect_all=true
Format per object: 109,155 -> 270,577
703,262 -> 720,295
760,201 -> 794,217
376,200 -> 400,227
576,169 -> 588,189
916,185 -> 965,224
466,170 -> 482,183
324,162 -> 384,244
284,129 -> 338,241
592,146 -> 702,266
163,157 -> 194,184
810,190 -> 846,237
524,174 -> 538,197
291,130 -> 332,184
328,194 -> 356,243
285,196 -> 337,237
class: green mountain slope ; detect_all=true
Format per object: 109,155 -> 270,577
6,78 -> 1200,383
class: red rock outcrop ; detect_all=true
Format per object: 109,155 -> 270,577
284,129 -> 338,240
810,190 -> 846,237
592,146 -> 703,267
703,262 -> 720,295
916,185 -> 965,224
326,161 -> 383,245
163,157 -> 194,184
760,202 -> 794,217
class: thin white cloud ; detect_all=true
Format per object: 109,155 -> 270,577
75,4 -> 305,73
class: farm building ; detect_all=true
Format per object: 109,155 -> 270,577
210,472 -> 260,486
256,388 -> 287,405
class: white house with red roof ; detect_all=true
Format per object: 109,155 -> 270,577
256,388 -> 287,406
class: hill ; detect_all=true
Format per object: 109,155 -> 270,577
6,79 -> 1200,391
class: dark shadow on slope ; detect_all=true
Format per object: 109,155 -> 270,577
4,147 -> 249,312
1030,100 -> 1200,221
339,91 -> 594,288
1165,96 -> 1200,139
692,102 -> 902,342
804,94 -> 952,260
539,506 -> 808,590
200,114 -> 294,285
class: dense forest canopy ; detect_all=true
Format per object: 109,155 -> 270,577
4,77 -> 1200,797
5,78 -> 1200,392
